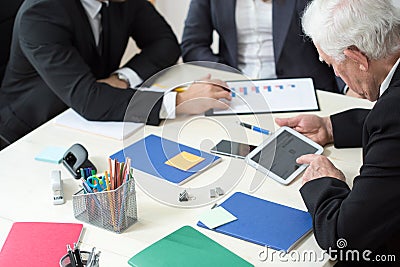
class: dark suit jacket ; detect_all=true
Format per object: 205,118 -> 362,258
300,65 -> 400,266
0,0 -> 24,83
181,0 -> 340,93
0,0 -> 180,144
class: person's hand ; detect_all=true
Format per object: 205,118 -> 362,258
175,76 -> 232,115
297,154 -> 345,185
97,74 -> 129,89
275,115 -> 333,146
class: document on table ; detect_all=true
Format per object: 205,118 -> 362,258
206,78 -> 319,115
54,109 -> 143,140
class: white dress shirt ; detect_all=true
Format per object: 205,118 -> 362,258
380,57 -> 400,97
236,0 -> 276,79
80,0 -> 176,119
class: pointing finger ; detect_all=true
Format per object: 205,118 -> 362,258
296,154 -> 321,165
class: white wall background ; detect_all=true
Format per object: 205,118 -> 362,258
122,0 -> 191,65
155,0 -> 191,43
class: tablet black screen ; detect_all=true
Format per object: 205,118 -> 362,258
250,130 -> 318,180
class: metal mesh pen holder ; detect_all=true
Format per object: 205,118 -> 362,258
73,179 -> 137,233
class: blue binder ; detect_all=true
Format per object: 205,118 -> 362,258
110,134 -> 221,185
197,192 -> 313,252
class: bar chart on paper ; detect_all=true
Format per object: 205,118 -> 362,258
208,78 -> 319,115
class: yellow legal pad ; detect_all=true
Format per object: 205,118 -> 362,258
165,151 -> 205,171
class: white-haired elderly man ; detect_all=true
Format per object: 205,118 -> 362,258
276,0 -> 400,266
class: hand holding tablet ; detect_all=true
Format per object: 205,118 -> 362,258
245,126 -> 323,185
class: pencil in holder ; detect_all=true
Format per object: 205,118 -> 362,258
72,179 -> 137,233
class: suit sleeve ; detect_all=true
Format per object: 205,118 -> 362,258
18,0 -> 163,125
330,108 -> 370,148
123,0 -> 180,81
300,95 -> 400,253
181,0 -> 221,63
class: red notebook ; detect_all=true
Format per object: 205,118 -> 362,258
0,222 -> 83,267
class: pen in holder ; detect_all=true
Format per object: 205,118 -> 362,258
72,177 -> 137,233
59,250 -> 100,267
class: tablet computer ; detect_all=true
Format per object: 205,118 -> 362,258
245,126 -> 323,185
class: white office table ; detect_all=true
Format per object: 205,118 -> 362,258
0,65 -> 374,266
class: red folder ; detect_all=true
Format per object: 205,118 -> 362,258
0,222 -> 83,267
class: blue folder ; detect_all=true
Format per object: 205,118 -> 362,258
110,134 -> 221,185
198,192 -> 313,252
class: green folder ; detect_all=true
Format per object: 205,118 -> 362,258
128,226 -> 253,267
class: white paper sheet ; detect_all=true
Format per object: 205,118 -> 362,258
54,109 -> 143,140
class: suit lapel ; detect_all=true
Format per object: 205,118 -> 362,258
273,0 -> 296,63
73,0 -> 98,58
100,3 -> 110,63
388,61 -> 400,88
215,0 -> 238,67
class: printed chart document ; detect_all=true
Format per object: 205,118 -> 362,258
54,109 -> 143,140
206,78 -> 319,115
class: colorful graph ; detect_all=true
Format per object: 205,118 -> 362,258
211,78 -> 318,115
231,83 -> 297,97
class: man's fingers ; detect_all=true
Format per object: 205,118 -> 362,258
198,74 -> 212,81
296,153 -> 321,164
275,117 -> 301,128
209,79 -> 229,88
214,90 -> 232,100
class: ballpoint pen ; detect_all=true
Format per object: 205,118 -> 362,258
73,242 -> 84,267
94,251 -> 101,266
238,122 -> 270,135
67,244 -> 77,267
86,247 -> 96,267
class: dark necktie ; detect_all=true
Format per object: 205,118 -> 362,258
98,3 -> 109,56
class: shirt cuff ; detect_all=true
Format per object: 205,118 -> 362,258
159,91 -> 177,119
114,67 -> 143,87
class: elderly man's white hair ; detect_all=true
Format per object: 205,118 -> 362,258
302,0 -> 400,62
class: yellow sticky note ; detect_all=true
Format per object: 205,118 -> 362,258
165,151 -> 205,171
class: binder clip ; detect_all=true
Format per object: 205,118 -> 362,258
210,187 -> 224,198
215,187 -> 224,196
210,189 -> 216,198
62,143 -> 97,179
178,190 -> 196,202
179,190 -> 189,202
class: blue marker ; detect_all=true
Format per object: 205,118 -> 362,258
239,122 -> 270,135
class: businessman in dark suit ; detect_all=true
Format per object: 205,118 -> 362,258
181,0 -> 342,93
0,0 -> 24,83
0,0 -> 231,148
276,0 -> 400,265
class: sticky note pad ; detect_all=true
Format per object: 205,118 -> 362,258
34,146 -> 67,164
165,151 -> 205,171
199,206 -> 237,229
